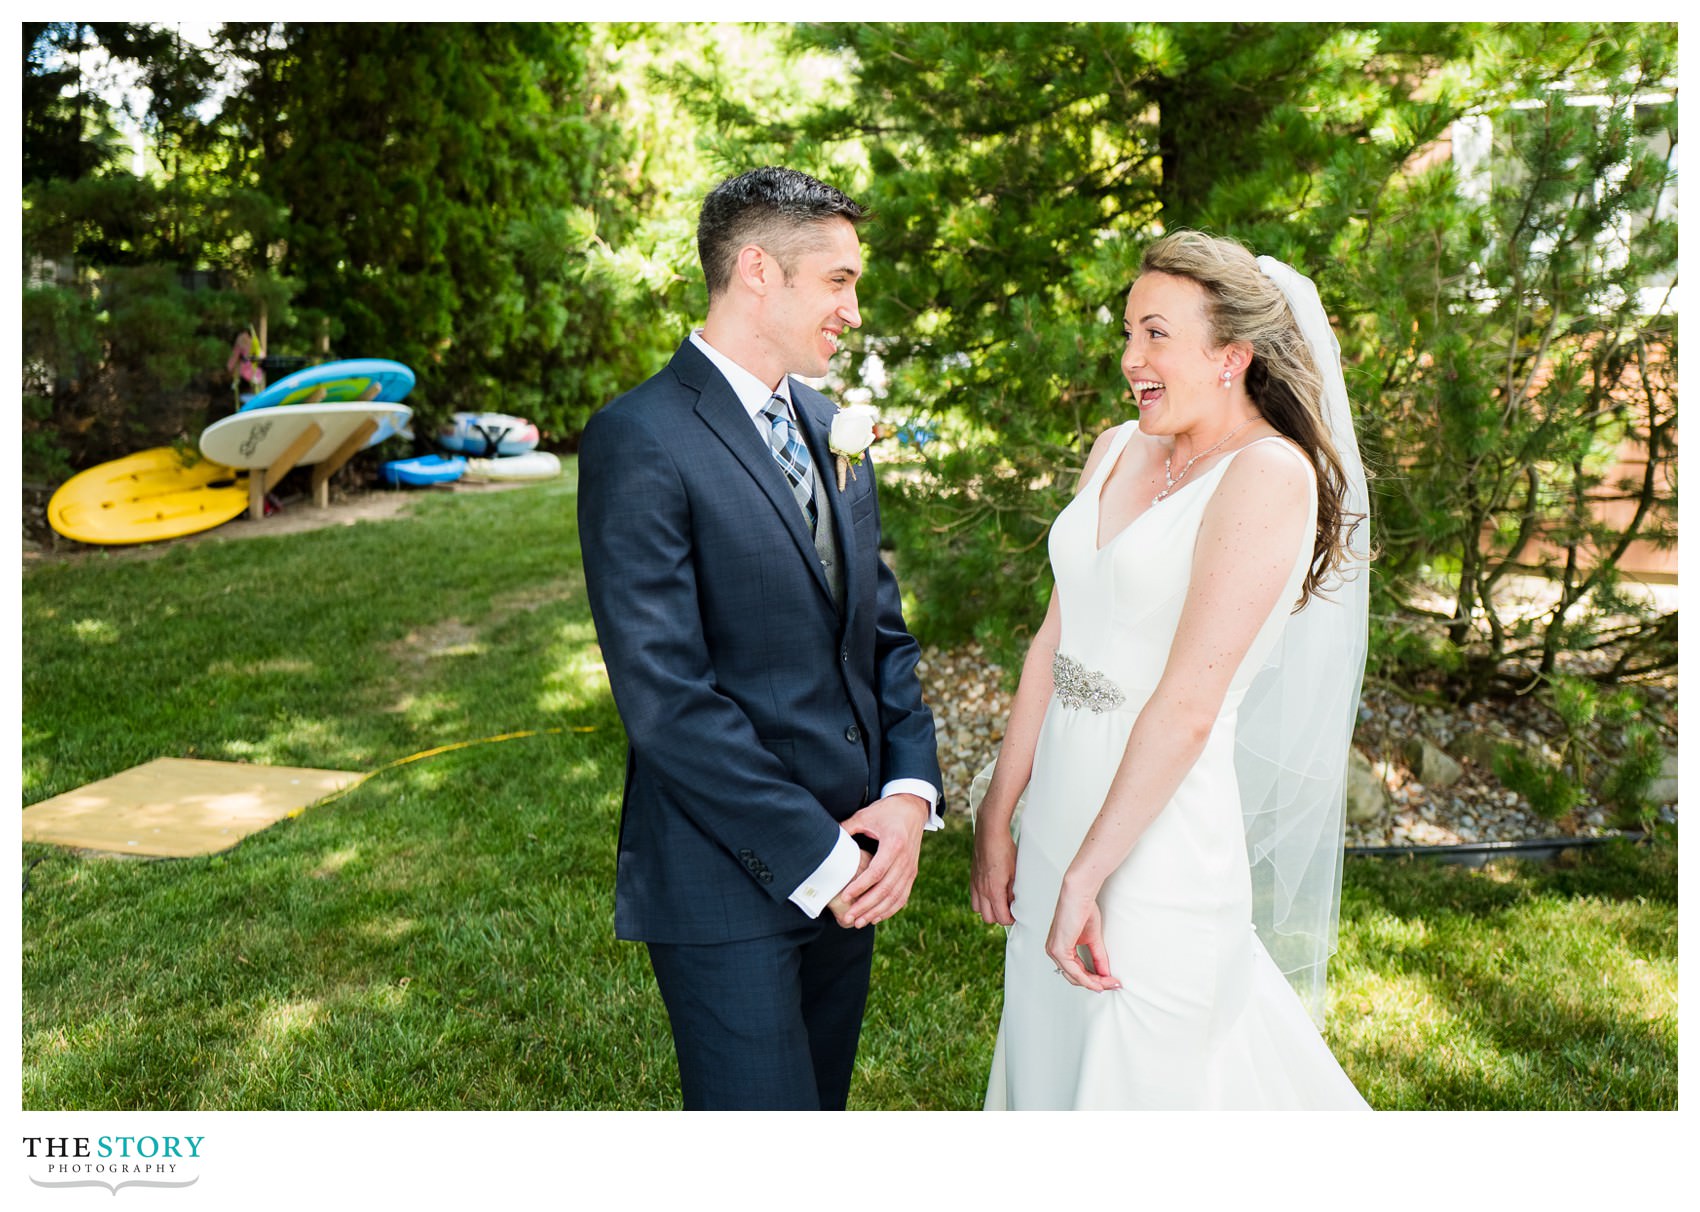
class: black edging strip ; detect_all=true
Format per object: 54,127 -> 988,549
1345,832 -> 1646,867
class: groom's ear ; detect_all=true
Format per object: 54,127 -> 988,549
736,244 -> 778,295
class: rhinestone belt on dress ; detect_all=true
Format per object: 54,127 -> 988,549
1052,653 -> 1126,713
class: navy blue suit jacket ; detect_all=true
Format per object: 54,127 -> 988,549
577,338 -> 943,944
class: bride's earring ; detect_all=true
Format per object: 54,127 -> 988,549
1221,368 -> 1233,388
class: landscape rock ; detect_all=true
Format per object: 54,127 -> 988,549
1404,737 -> 1464,788
1346,747 -> 1391,824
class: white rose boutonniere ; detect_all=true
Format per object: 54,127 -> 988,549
828,404 -> 879,491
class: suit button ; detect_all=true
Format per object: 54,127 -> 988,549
845,725 -> 861,743
841,646 -> 849,662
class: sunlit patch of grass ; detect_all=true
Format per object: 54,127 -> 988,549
1617,957 -> 1679,1020
310,846 -> 360,879
1344,907 -> 1431,956
381,691 -> 464,727
488,583 -> 579,621
71,617 -> 120,644
207,657 -> 317,677
539,647 -> 613,713
1329,970 -> 1441,1038
553,619 -> 598,644
360,917 -> 419,943
257,999 -> 323,1040
30,1027 -> 78,1057
426,638 -> 486,660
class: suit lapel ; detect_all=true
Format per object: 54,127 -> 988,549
675,344 -> 834,605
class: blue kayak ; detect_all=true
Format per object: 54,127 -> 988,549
380,455 -> 466,487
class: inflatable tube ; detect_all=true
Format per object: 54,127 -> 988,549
438,412 -> 540,456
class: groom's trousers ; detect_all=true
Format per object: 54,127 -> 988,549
646,915 -> 876,1110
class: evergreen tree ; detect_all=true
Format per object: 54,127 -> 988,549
1334,23 -> 1677,694
217,22 -> 653,440
763,21 -> 1473,651
700,22 -> 1678,691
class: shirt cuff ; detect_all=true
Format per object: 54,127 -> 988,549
881,778 -> 944,831
789,828 -> 863,918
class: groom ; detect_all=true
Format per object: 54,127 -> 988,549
577,167 -> 943,1110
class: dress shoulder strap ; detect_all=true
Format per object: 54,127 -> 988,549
1084,421 -> 1140,490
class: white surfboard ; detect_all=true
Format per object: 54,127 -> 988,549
199,402 -> 411,469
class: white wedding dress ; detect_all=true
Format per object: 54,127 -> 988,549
984,420 -> 1369,1110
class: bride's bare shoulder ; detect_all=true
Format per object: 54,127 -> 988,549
1214,437 -> 1315,516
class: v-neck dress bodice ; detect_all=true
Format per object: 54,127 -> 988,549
1048,420 -> 1305,721
984,420 -> 1368,1110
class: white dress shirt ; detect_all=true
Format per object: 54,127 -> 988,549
689,331 -> 942,916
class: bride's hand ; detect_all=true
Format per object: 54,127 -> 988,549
1046,883 -> 1120,992
970,828 -> 1017,926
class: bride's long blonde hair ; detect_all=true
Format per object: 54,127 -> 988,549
1139,230 -> 1360,608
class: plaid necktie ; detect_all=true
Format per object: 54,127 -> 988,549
761,394 -> 818,532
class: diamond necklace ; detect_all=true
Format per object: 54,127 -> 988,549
1152,416 -> 1258,506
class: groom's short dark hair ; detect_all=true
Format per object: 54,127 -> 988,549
698,167 -> 867,298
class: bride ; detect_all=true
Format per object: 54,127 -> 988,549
970,231 -> 1371,1109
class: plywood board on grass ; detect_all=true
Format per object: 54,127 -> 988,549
22,757 -> 364,858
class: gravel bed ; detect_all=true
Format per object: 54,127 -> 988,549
917,643 -> 1021,822
919,642 -> 1677,847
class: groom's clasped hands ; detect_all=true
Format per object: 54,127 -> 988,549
827,792 -> 931,930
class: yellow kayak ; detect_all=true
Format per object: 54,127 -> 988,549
47,447 -> 250,545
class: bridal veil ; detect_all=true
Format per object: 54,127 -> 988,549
1238,255 -> 1372,1026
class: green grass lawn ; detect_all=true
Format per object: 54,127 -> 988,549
21,464 -> 1677,1110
